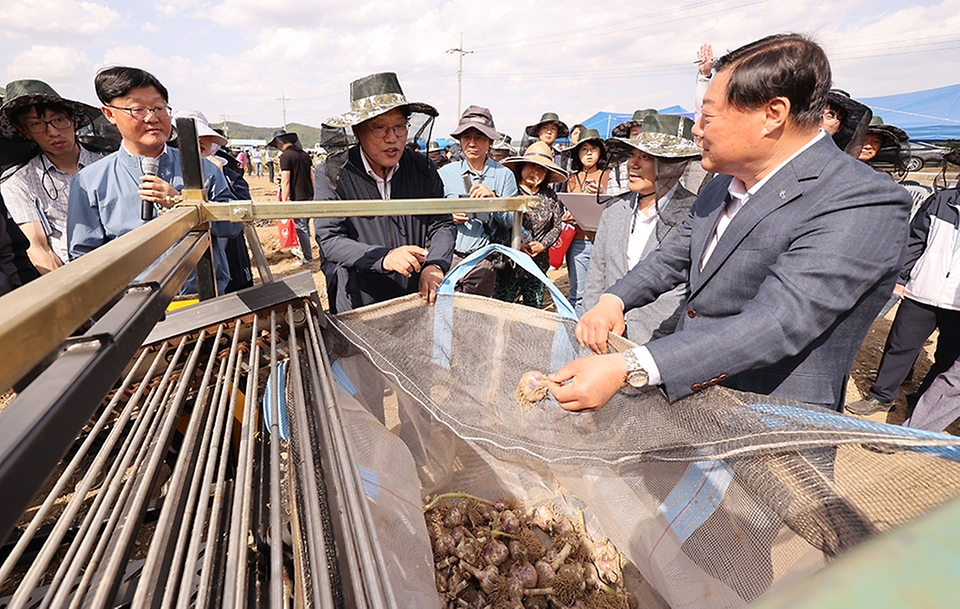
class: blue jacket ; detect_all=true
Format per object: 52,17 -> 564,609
68,145 -> 240,294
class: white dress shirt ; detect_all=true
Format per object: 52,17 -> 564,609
359,149 -> 398,200
627,183 -> 679,269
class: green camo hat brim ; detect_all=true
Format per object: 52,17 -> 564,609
324,92 -> 437,128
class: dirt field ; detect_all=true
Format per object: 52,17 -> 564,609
242,170 -> 950,433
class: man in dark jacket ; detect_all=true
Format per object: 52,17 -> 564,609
0,194 -> 39,295
313,72 -> 456,313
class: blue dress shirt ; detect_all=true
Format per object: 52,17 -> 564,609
439,157 -> 518,253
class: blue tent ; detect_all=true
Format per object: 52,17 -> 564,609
860,83 -> 960,142
581,106 -> 696,139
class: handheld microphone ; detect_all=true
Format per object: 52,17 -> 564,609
141,156 -> 160,221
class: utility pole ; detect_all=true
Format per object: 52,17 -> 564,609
220,111 -> 229,137
277,90 -> 288,129
447,33 -> 473,119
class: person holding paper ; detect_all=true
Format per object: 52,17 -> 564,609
563,128 -> 610,314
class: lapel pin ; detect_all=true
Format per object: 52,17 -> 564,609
778,190 -> 787,200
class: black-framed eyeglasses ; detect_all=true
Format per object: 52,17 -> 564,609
19,116 -> 73,134
368,122 -> 409,139
105,105 -> 173,121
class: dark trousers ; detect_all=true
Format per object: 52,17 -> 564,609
870,297 -> 960,402
451,253 -> 497,298
493,262 -> 546,309
904,355 -> 960,431
294,218 -> 313,261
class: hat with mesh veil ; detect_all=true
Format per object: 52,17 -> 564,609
0,79 -> 99,141
606,114 -> 701,160
324,72 -> 437,128
611,108 -> 659,138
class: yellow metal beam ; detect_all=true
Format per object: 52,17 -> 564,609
0,195 -> 537,392
0,207 -> 199,393
196,196 -> 539,223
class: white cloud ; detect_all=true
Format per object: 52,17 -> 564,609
3,0 -> 957,139
6,45 -> 93,80
3,45 -> 96,104
2,0 -> 122,37
101,45 -> 166,72
153,0 -> 196,19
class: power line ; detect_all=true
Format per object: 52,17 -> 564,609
470,0 -> 767,52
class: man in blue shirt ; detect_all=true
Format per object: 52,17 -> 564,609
68,66 -> 239,295
438,106 -> 517,297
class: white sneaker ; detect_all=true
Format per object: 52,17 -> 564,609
291,246 -> 303,259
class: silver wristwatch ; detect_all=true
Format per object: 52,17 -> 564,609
622,349 -> 649,388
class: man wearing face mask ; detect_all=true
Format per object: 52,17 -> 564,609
582,115 -> 700,343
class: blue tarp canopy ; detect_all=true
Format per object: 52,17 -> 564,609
581,106 -> 695,138
860,83 -> 960,142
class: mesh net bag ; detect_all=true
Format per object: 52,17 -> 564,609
322,249 -> 960,609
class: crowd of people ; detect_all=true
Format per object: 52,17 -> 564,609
1,33 -> 960,433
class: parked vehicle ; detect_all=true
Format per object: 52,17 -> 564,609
870,141 -> 950,172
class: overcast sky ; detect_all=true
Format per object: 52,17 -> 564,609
3,0 -> 959,140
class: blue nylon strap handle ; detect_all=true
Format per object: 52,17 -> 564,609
659,460 -> 734,543
436,244 -> 577,320
433,244 -> 579,370
263,359 -> 290,439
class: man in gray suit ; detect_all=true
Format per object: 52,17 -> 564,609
549,34 -> 912,412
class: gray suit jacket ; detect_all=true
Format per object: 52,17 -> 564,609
583,185 -> 697,344
607,135 -> 912,409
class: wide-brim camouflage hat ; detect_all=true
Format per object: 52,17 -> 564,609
606,114 -> 701,160
0,79 -> 100,141
501,140 -> 568,183
324,72 -> 437,128
611,108 -> 659,138
524,112 -> 569,139
867,115 -> 908,148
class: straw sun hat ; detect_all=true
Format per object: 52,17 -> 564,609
501,141 -> 568,184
